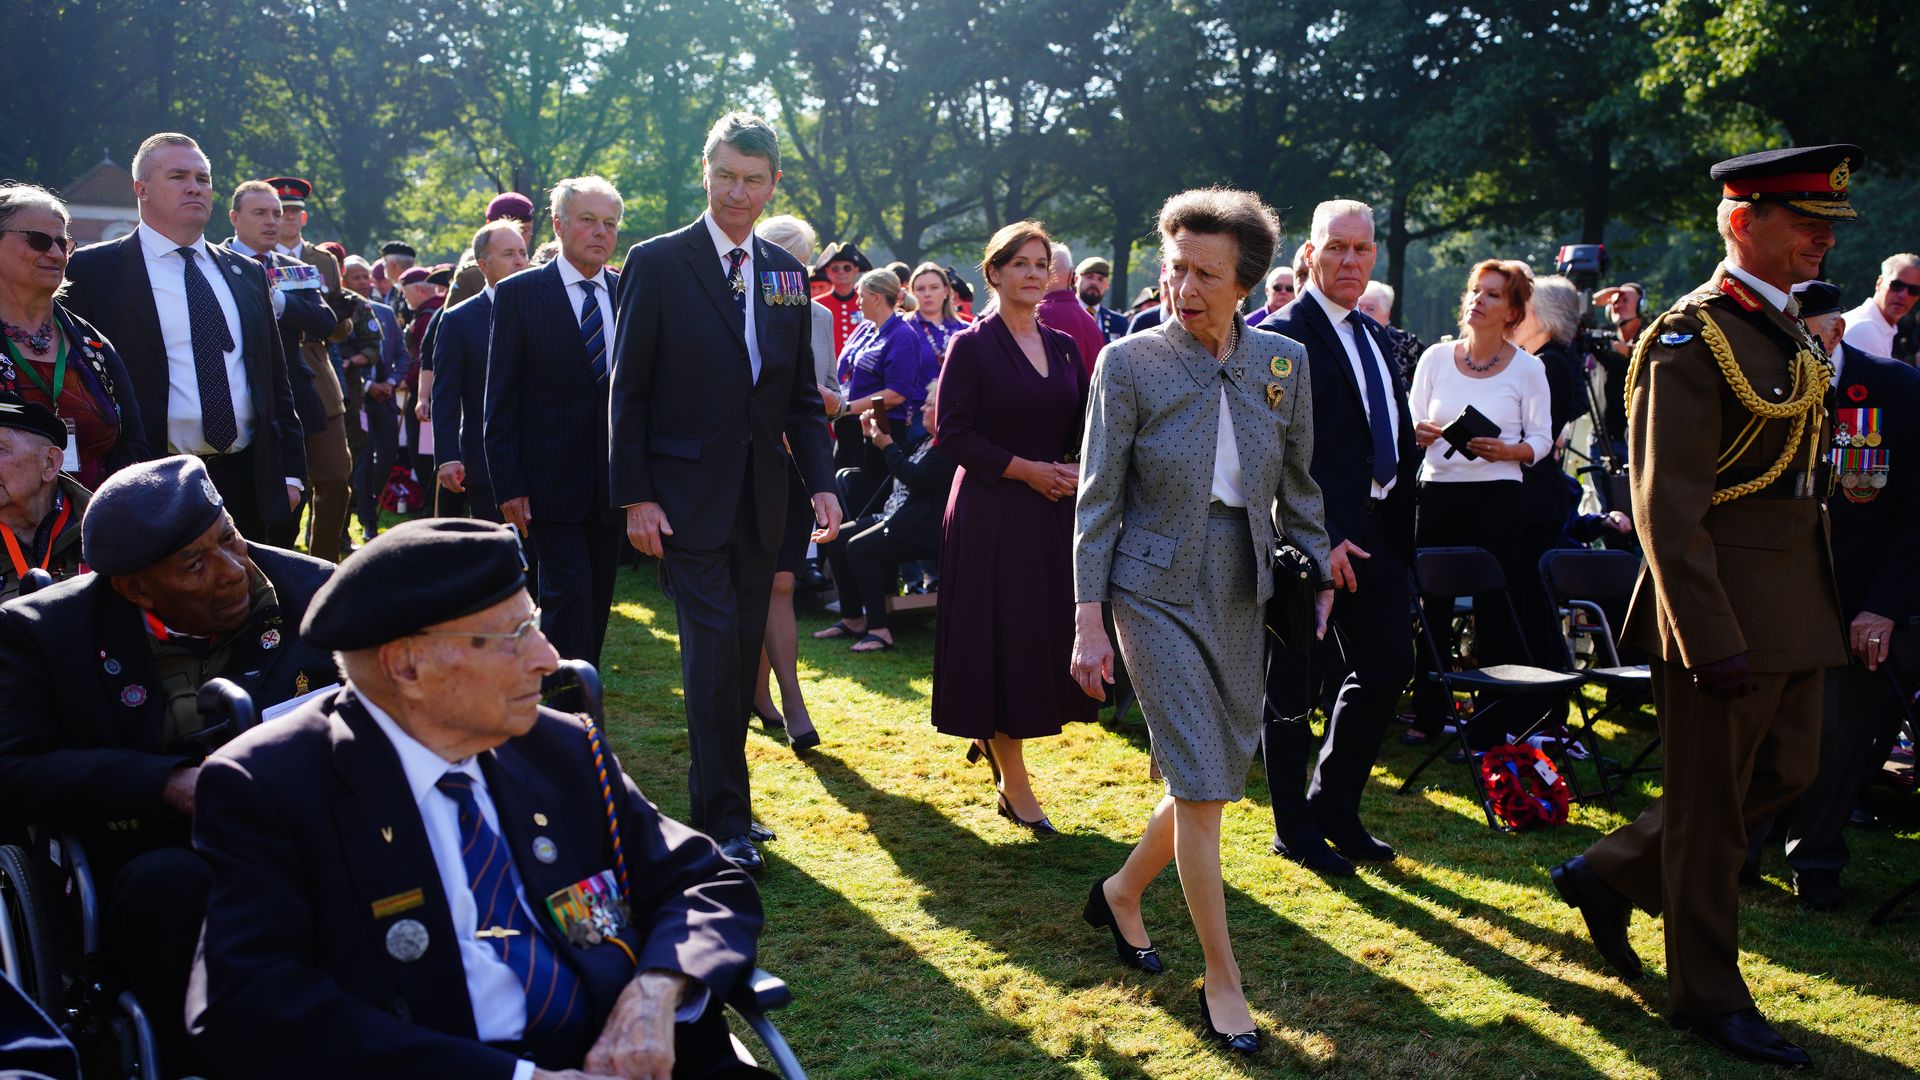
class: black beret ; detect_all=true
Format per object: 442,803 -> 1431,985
83,455 -> 228,576
1792,279 -> 1845,318
301,519 -> 529,651
380,241 -> 418,258
0,391 -> 67,448
1712,144 -> 1863,221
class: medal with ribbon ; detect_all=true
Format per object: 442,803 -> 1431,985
760,271 -> 808,307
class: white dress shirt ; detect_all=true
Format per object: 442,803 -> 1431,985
137,223 -> 260,457
1408,341 -> 1554,484
1210,388 -> 1245,506
223,238 -> 286,318
556,255 -> 616,354
1304,284 -> 1400,497
359,693 -> 537,1060
1843,297 -> 1897,357
1723,262 -> 1790,312
703,212 -> 764,382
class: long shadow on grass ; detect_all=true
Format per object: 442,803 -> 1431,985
803,750 -> 1614,1077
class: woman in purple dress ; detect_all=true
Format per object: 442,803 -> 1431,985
932,221 -> 1095,832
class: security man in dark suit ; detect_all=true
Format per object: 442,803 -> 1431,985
0,454 -> 333,1070
612,113 -> 839,872
434,220 -> 528,522
61,133 -> 306,541
1260,199 -> 1419,877
1770,280 -> 1920,911
485,177 -> 623,669
1550,145 -> 1858,1069
187,519 -> 768,1079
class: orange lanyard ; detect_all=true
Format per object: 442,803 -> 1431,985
0,497 -> 71,580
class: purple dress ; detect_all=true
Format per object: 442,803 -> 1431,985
932,315 -> 1097,739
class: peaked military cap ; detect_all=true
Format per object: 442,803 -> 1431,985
265,176 -> 312,207
1711,144 -> 1863,221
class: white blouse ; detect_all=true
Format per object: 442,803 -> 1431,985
1408,341 -> 1554,484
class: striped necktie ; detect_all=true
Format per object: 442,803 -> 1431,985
577,279 -> 606,381
434,771 -> 587,1039
178,246 -> 238,451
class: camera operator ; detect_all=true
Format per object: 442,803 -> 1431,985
1590,282 -> 1646,463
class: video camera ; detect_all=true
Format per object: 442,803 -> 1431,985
1556,244 -> 1619,359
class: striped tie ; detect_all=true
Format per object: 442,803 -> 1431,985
434,771 -> 586,1039
578,279 -> 606,381
178,247 -> 238,451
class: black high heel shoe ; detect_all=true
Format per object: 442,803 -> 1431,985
750,704 -> 785,732
1197,988 -> 1261,1055
996,794 -> 1058,835
965,739 -> 1002,784
1082,878 -> 1162,974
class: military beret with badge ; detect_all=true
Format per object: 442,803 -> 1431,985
0,391 -> 69,448
81,455 -> 229,577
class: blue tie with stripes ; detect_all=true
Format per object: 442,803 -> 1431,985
434,771 -> 586,1039
578,279 -> 606,381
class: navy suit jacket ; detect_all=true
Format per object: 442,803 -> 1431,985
1830,343 -> 1920,624
228,241 -> 338,439
64,232 -> 307,520
483,261 -> 618,523
1266,295 -> 1419,559
609,219 -> 834,551
1093,305 -> 1128,343
431,290 -> 494,494
0,545 -> 333,868
188,691 -> 762,1078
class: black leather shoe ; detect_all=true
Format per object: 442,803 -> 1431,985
718,835 -> 764,873
788,726 -> 821,753
1792,870 -> 1845,913
1082,878 -> 1163,974
1271,833 -> 1355,877
997,795 -> 1058,835
747,821 -> 777,843
1550,855 -> 1641,980
750,704 -> 785,731
1671,1007 -> 1813,1069
1196,989 -> 1260,1054
1320,820 -> 1395,863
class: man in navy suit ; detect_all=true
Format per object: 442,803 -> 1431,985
435,220 -> 528,524
63,133 -> 306,542
1771,281 -> 1920,910
485,176 -> 625,669
611,113 -> 840,872
188,520 -> 767,1079
1260,199 -> 1420,877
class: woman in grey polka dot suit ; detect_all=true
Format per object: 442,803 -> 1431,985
1070,188 -> 1333,1053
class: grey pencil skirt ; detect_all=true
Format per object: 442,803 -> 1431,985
1110,505 -> 1265,802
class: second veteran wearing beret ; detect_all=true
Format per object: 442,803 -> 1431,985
0,392 -> 90,603
1549,144 -> 1858,1070
0,452 -> 334,1069
188,519 -> 769,1080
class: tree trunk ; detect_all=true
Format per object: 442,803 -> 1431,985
1385,173 -> 1412,325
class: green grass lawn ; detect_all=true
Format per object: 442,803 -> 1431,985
567,564 -> 1920,1079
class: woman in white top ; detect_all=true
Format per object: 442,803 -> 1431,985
1404,258 -> 1553,742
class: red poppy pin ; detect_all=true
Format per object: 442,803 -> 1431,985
1847,384 -> 1869,403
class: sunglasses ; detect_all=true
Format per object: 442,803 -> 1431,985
1886,280 -> 1920,297
3,229 -> 75,256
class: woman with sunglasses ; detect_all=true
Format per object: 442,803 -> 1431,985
0,184 -> 146,486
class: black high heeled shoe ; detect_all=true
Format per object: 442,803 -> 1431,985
1197,988 -> 1261,1055
965,739 -> 1002,783
750,704 -> 785,732
996,794 -> 1057,834
1082,878 -> 1162,974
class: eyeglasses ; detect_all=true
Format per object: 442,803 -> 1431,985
414,608 -> 544,654
1886,281 -> 1920,297
2,229 -> 75,256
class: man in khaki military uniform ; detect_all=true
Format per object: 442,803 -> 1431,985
267,176 -> 353,561
1549,144 -> 1860,1070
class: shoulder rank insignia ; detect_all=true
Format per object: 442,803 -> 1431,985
1659,332 -> 1695,347
1719,276 -> 1763,312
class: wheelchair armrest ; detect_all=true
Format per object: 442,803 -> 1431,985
53,831 -> 102,957
731,967 -> 792,1014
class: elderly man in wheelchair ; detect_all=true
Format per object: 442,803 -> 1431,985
0,456 -> 335,1074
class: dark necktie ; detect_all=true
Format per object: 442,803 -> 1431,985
577,279 -> 606,381
1347,311 -> 1398,487
434,771 -> 587,1039
179,246 -> 238,451
726,247 -> 747,324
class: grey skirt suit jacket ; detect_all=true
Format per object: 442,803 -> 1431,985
1073,316 -> 1331,799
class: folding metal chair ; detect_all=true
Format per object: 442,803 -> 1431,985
1539,548 -> 1656,796
1399,547 -> 1596,828
1869,628 -> 1920,927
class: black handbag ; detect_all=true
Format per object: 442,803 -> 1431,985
1265,540 -> 1320,650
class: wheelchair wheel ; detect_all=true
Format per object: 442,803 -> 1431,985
0,842 -> 60,1010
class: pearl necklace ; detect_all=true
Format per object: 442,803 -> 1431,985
1215,319 -> 1240,363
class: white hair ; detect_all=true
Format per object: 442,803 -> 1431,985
549,175 -> 624,222
1362,279 -> 1395,308
342,254 -> 371,272
757,214 -> 818,265
1309,199 -> 1374,246
1880,252 -> 1920,281
1049,242 -> 1074,286
1266,266 -> 1293,286
1530,274 -> 1583,347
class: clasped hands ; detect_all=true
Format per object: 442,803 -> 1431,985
1015,458 -> 1079,502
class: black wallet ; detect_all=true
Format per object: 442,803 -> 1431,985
1440,405 -> 1501,460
